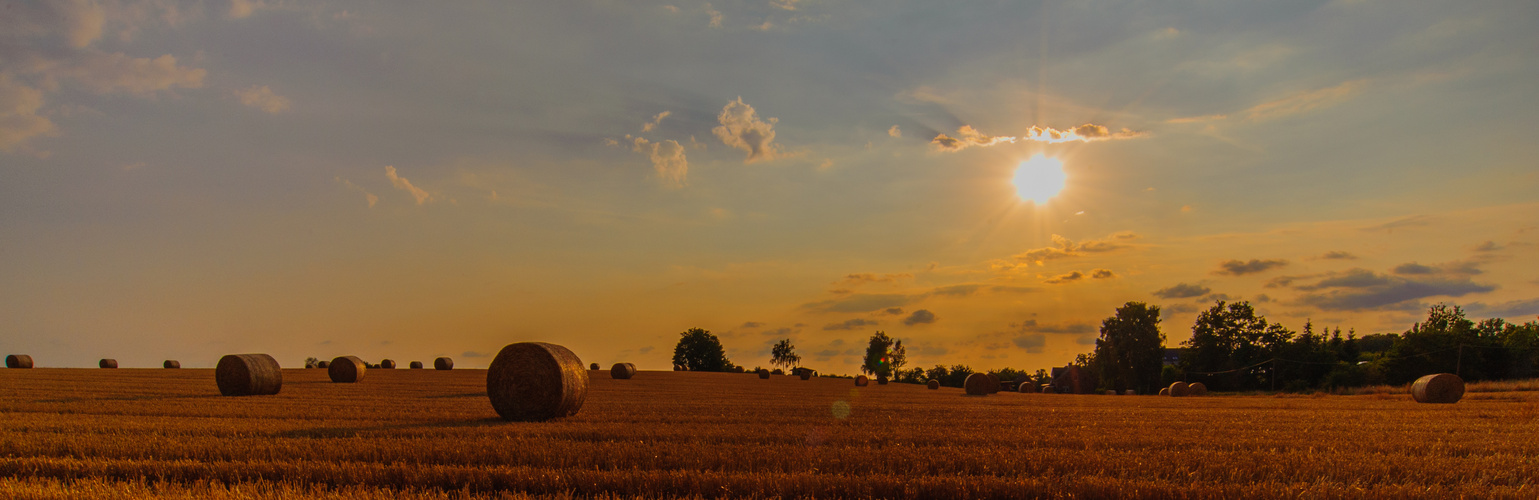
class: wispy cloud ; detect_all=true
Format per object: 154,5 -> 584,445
1245,80 -> 1366,121
384,166 -> 432,205
930,123 -> 1143,152
335,176 -> 378,208
1214,258 -> 1289,276
641,110 -> 670,132
627,136 -> 688,187
1153,283 -> 1211,299
233,85 -> 290,113
1011,232 -> 1139,265
1284,268 -> 1496,311
823,318 -> 879,331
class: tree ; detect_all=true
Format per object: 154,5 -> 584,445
889,340 -> 907,381
770,339 -> 801,371
1092,301 -> 1166,395
862,331 -> 897,380
672,328 -> 734,372
1180,300 -> 1293,391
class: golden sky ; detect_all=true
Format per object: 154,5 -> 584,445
2,1 -> 1537,373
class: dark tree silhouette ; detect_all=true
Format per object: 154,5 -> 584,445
672,328 -> 734,372
1093,301 -> 1166,395
770,338 -> 800,371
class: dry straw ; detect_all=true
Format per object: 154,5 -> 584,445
163,360 -> 180,369
6,354 -> 33,369
215,354 -> 282,396
1167,381 -> 1189,397
485,342 -> 587,421
435,357 -> 454,370
1187,382 -> 1207,396
380,359 -> 396,369
611,362 -> 637,379
99,359 -> 117,369
1411,373 -> 1464,404
410,361 -> 423,369
964,373 -> 991,395
855,375 -> 869,387
328,356 -> 367,383
758,369 -> 770,379
928,380 -> 941,390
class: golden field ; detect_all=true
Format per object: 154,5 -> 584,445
2,367 -> 1538,499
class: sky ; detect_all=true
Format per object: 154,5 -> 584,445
3,0 -> 1538,372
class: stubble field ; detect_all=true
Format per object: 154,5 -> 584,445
2,367 -> 1538,499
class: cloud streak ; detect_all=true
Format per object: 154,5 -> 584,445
1214,259 -> 1289,276
931,123 -> 1144,152
384,166 -> 432,205
234,85 -> 290,113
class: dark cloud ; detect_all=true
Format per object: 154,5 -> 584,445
988,285 -> 1037,294
1091,269 -> 1117,279
1392,262 -> 1436,275
903,309 -> 937,326
638,346 -> 654,354
1296,269 -> 1394,290
1474,240 -> 1501,252
761,327 -> 794,337
1296,277 -> 1496,311
1026,322 -> 1095,334
802,293 -> 915,313
740,321 -> 765,328
1255,294 -> 1272,303
930,284 -> 983,297
1153,283 -> 1211,299
838,273 -> 912,285
1463,298 -> 1539,320
1012,334 -> 1046,353
1161,303 -> 1199,319
1214,259 -> 1289,276
1044,271 -> 1085,284
823,318 -> 880,331
1361,215 -> 1433,232
1319,251 -> 1357,260
881,307 -> 905,315
1013,232 -> 1139,263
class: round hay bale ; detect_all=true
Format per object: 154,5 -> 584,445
434,357 -> 454,370
1124,389 -> 1137,395
800,371 -> 811,380
928,380 -> 940,390
215,354 -> 282,396
877,376 -> 889,385
964,373 -> 991,395
163,360 -> 180,369
328,356 -> 367,383
855,375 -> 869,387
986,373 -> 1001,394
589,362 -> 599,370
1041,385 -> 1053,394
99,359 -> 117,369
1018,383 -> 1033,393
317,360 -> 329,369
1168,381 -> 1189,397
409,361 -> 423,369
380,359 -> 396,369
1187,382 -> 1207,396
1105,389 -> 1117,395
758,369 -> 770,379
1411,373 -> 1464,404
486,342 -> 587,421
5,354 -> 33,369
610,362 -> 637,379
1159,387 -> 1169,396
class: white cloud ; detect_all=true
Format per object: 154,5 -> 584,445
705,3 -> 723,28
712,97 -> 783,163
629,136 -> 688,188
384,166 -> 432,205
0,75 -> 59,154
887,125 -> 901,138
233,85 -> 290,113
641,110 -> 670,132
931,123 -> 1144,152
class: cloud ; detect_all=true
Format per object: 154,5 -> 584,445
1012,232 -> 1138,264
36,52 -> 206,95
628,136 -> 689,187
902,309 -> 936,326
1463,298 -> 1539,320
887,125 -> 901,138
1474,240 -> 1501,252
930,123 -> 1143,152
1012,334 -> 1046,353
838,273 -> 911,285
1021,322 -> 1095,334
823,318 -> 879,331
233,85 -> 290,113
929,125 -> 1015,152
740,321 -> 764,328
1392,262 -> 1437,275
0,0 -> 106,48
1214,258 -> 1289,276
1090,269 -> 1117,279
0,75 -> 58,153
1319,251 -> 1357,260
1153,283 -> 1211,299
641,110 -> 670,132
1245,80 -> 1366,121
1161,303 -> 1199,318
881,307 -> 904,315
712,97 -> 783,163
929,284 -> 982,297
1361,215 -> 1433,233
1287,268 -> 1497,311
335,176 -> 378,208
462,351 -> 490,358
228,0 -> 268,19
705,3 -> 723,27
1044,271 -> 1085,284
384,166 -> 432,205
803,293 -> 916,313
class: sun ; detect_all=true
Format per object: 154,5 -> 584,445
1012,154 -> 1066,204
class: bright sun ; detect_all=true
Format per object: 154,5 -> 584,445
1013,154 -> 1066,204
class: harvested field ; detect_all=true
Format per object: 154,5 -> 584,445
2,369 -> 1538,499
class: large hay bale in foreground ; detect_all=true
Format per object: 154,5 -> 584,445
855,375 -> 869,387
410,361 -> 423,369
590,362 -> 600,370
328,356 -> 367,383
5,354 -> 33,369
380,359 -> 396,369
965,373 -> 992,395
1159,387 -> 1169,396
163,360 -> 180,369
434,357 -> 454,370
215,354 -> 282,396
928,380 -> 941,390
1187,382 -> 1207,396
99,359 -> 117,369
1168,381 -> 1189,397
986,373 -> 1001,394
758,369 -> 770,379
486,342 -> 587,421
610,362 -> 637,379
1411,373 -> 1464,404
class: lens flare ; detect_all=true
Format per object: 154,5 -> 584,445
1012,155 -> 1066,204
831,400 -> 851,419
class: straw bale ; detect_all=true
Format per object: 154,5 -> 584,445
610,362 -> 637,379
964,373 -> 991,395
855,375 -> 869,386
328,356 -> 367,383
1186,382 -> 1206,396
163,360 -> 180,369
215,354 -> 282,396
5,354 -> 33,369
99,359 -> 117,369
758,368 -> 770,379
380,359 -> 396,369
409,361 -> 423,369
1168,381 -> 1189,397
1411,373 -> 1464,404
928,379 -> 940,390
434,357 -> 454,370
486,342 -> 587,421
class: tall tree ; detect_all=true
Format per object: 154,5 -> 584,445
1181,300 -> 1293,391
769,338 -> 800,371
862,331 -> 896,379
672,328 -> 734,372
1093,301 -> 1166,395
